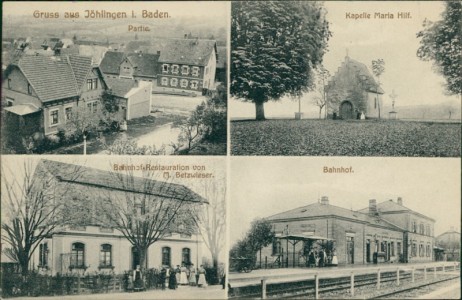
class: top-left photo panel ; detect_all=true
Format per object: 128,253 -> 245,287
1,1 -> 228,155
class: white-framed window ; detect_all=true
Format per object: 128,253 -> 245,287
170,78 -> 178,87
99,244 -> 112,267
162,64 -> 169,73
190,80 -> 198,90
180,79 -> 188,88
171,65 -> 179,74
181,65 -> 189,75
49,109 -> 59,126
64,106 -> 73,121
86,101 -> 98,113
39,242 -> 48,267
6,97 -> 14,107
87,78 -> 98,90
161,77 -> 168,86
192,66 -> 200,77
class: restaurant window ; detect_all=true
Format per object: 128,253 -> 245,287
71,242 -> 85,268
99,244 -> 112,267
162,247 -> 171,266
182,248 -> 191,265
39,242 -> 48,267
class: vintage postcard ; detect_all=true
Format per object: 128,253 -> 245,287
1,1 -> 228,156
230,1 -> 461,157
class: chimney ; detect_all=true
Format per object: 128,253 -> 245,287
369,199 -> 377,214
397,197 -> 403,206
320,196 -> 329,205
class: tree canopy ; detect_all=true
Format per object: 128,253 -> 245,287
417,1 -> 461,95
231,1 -> 331,120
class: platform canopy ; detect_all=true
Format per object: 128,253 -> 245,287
277,233 -> 335,241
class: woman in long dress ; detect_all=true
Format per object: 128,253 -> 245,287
180,264 -> 188,285
169,267 -> 177,289
197,265 -> 207,287
331,249 -> 338,266
189,264 -> 196,286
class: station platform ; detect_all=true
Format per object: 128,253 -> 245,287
229,261 -> 459,288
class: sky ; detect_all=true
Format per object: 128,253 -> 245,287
230,1 -> 460,119
230,157 -> 461,246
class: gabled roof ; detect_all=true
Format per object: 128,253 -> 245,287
357,199 -> 435,222
68,55 -> 93,92
126,53 -> 160,77
38,159 -> 207,204
267,201 -> 404,231
128,38 -> 217,66
14,55 -> 79,102
158,39 -> 216,66
327,57 -> 384,94
99,51 -> 125,74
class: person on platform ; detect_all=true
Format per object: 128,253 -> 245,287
160,267 -> 167,290
180,263 -> 188,285
331,249 -> 338,266
197,265 -> 207,287
133,265 -> 143,290
175,265 -> 181,287
169,267 -> 177,289
189,264 -> 196,286
318,248 -> 325,267
308,249 -> 316,268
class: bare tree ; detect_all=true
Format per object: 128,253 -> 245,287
192,176 -> 226,277
372,59 -> 385,119
1,159 -> 82,275
98,164 -> 205,271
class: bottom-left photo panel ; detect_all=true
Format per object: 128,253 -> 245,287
1,155 -> 227,299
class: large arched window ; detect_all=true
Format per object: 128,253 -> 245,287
100,244 -> 112,267
71,242 -> 85,268
162,247 -> 171,266
182,248 -> 191,265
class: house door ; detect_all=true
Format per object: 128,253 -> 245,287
340,101 -> 354,119
346,237 -> 354,264
131,247 -> 140,270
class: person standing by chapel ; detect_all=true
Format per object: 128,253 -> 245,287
197,265 -> 207,288
189,263 -> 197,286
133,265 -> 143,290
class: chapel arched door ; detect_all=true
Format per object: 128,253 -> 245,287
340,101 -> 354,119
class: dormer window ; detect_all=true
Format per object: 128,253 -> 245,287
181,66 -> 189,75
171,65 -> 179,74
162,64 -> 169,73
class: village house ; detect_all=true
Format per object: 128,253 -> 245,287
326,56 -> 384,119
100,38 -> 218,96
30,160 -> 206,275
105,77 -> 153,120
2,54 -> 107,138
258,196 -> 435,268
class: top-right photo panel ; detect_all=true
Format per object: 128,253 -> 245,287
230,1 -> 461,157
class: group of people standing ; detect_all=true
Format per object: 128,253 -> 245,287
161,263 -> 207,290
307,248 -> 338,267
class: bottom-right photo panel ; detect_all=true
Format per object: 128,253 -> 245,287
229,157 -> 460,299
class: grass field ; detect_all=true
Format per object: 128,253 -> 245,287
231,119 -> 461,156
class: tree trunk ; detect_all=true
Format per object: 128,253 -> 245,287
319,108 -> 322,119
139,248 -> 148,271
255,102 -> 266,120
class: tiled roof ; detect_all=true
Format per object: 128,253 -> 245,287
267,202 -> 403,231
357,200 -> 435,222
99,51 -> 125,74
68,55 -> 93,92
105,77 -> 137,98
38,159 -> 207,203
128,38 -> 217,66
126,53 -> 160,77
16,55 -> 79,102
158,39 -> 216,66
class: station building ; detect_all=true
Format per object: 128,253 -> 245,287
258,196 -> 435,268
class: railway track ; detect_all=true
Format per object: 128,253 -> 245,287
229,267 -> 460,299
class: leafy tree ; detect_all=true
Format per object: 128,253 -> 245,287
97,164 -> 203,271
417,1 -> 462,95
231,1 -> 330,120
1,159 -> 82,276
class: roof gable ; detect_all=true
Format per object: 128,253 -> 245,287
67,55 -> 93,91
105,77 -> 137,97
100,51 -> 125,74
16,55 -> 79,102
126,53 -> 160,77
